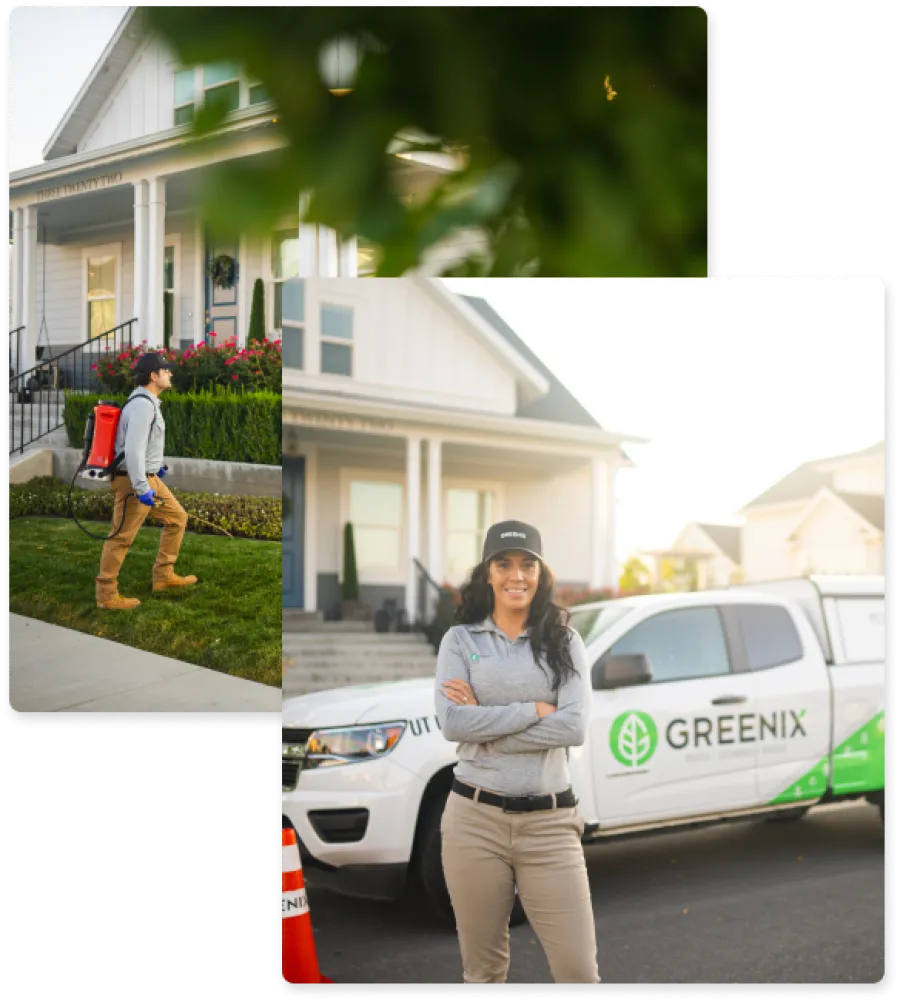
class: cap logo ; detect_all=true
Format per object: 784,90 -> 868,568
500,531 -> 527,539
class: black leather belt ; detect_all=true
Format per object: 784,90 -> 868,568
452,778 -> 577,814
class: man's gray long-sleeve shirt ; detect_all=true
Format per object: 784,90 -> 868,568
114,388 -> 165,496
434,618 -> 592,797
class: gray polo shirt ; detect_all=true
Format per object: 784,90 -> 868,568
434,617 -> 592,797
114,387 -> 166,496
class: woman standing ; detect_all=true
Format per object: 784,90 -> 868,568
435,519 -> 599,984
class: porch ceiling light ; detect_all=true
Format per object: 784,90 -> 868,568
318,35 -> 361,96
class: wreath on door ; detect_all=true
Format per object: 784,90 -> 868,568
208,254 -> 237,289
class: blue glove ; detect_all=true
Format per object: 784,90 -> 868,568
137,489 -> 156,507
157,466 -> 168,480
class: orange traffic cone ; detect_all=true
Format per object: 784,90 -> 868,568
283,826 -> 332,983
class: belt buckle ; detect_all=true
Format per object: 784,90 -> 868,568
501,796 -> 533,814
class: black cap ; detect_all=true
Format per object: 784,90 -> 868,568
134,351 -> 174,375
482,520 -> 543,564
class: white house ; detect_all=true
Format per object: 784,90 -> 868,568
282,278 -> 644,622
8,7 -> 476,380
740,441 -> 884,580
649,522 -> 743,590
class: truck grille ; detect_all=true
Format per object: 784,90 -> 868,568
283,728 -> 313,791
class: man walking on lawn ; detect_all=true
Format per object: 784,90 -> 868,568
96,351 -> 197,610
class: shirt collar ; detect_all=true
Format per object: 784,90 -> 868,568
471,616 -> 530,641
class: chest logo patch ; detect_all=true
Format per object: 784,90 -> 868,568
469,653 -> 479,662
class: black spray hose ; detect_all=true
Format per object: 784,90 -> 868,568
67,463 -> 135,541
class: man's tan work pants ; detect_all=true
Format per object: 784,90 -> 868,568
95,474 -> 188,601
441,788 -> 600,984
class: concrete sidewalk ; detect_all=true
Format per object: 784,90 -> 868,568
9,614 -> 281,711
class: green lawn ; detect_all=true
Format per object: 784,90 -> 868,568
9,517 -> 280,687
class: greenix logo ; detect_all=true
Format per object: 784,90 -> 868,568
610,710 -> 659,768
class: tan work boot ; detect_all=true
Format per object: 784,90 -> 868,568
153,573 -> 198,593
97,594 -> 142,611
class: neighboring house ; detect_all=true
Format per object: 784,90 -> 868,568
8,7 -> 474,377
281,277 -> 644,621
739,441 -> 884,580
647,523 -> 743,591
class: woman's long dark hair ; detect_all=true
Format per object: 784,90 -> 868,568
455,558 -> 575,691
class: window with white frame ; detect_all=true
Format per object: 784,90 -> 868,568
348,480 -> 404,577
204,62 -> 241,113
446,488 -> 494,582
86,251 -> 117,340
281,279 -> 304,369
248,77 -> 270,106
174,69 -> 195,125
320,303 -> 353,376
272,230 -> 300,331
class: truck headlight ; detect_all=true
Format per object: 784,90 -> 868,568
300,721 -> 407,769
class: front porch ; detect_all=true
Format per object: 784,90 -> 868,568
281,400 -> 626,623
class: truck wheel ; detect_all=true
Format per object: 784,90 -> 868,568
417,793 -> 527,928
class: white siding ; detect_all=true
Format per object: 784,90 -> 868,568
673,524 -> 741,588
791,495 -> 876,575
741,504 -> 805,582
299,279 -> 518,416
79,36 -> 179,154
504,464 -> 594,584
831,456 -> 884,496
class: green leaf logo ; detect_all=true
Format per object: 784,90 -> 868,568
610,710 -> 659,768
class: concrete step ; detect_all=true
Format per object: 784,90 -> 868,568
283,619 -> 376,634
284,630 -> 425,644
281,666 -> 434,699
282,610 -> 324,631
282,646 -> 436,661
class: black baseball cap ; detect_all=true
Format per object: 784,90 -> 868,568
134,351 -> 174,375
482,520 -> 543,564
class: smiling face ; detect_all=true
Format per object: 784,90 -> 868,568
487,550 -> 541,617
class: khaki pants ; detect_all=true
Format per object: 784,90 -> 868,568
95,474 -> 188,601
441,789 -> 600,984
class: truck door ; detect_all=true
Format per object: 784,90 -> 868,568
723,601 -> 831,807
590,604 -> 759,829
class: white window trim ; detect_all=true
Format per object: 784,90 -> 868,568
319,301 -> 355,377
81,242 -> 122,344
339,467 -> 407,586
203,62 -> 242,104
173,67 -> 196,126
442,477 -> 505,586
163,232 -> 181,347
269,227 -> 302,336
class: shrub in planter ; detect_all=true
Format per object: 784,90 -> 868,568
63,388 -> 282,465
9,477 -> 281,541
340,522 -> 371,621
247,278 -> 266,345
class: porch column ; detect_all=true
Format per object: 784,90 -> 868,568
426,438 -> 443,614
11,208 -> 23,331
406,435 -> 422,624
590,455 -> 619,592
338,235 -> 358,277
21,205 -> 39,372
317,227 -> 339,276
132,181 -> 149,341
146,178 -> 166,348
303,447 -> 319,613
193,214 -> 205,344
297,192 -> 318,276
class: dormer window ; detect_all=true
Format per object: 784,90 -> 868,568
249,79 -> 270,106
204,62 -> 241,113
174,69 -> 195,125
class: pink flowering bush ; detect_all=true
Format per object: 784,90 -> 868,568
91,334 -> 282,393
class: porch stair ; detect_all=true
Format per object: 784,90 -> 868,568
282,623 -> 437,698
8,391 -> 69,459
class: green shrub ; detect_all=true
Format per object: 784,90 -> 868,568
342,522 -> 360,600
9,477 -> 281,541
62,388 -> 282,465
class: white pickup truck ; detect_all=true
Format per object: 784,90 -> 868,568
282,576 -> 885,923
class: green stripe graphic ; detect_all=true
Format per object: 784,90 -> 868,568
768,710 -> 885,805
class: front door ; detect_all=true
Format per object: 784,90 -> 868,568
205,235 -> 239,343
590,604 -> 760,828
282,458 -> 305,609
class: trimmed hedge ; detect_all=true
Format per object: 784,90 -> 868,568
63,388 -> 282,465
10,477 -> 282,542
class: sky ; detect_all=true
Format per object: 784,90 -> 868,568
7,6 -> 128,171
443,278 -> 884,563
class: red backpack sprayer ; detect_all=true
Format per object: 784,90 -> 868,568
68,398 -> 232,539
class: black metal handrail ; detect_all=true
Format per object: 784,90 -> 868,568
9,326 -> 25,379
413,557 -> 458,650
9,318 -> 137,456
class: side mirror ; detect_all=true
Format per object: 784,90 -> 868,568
592,653 -> 652,690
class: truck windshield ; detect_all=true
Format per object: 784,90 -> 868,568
568,604 -> 634,646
